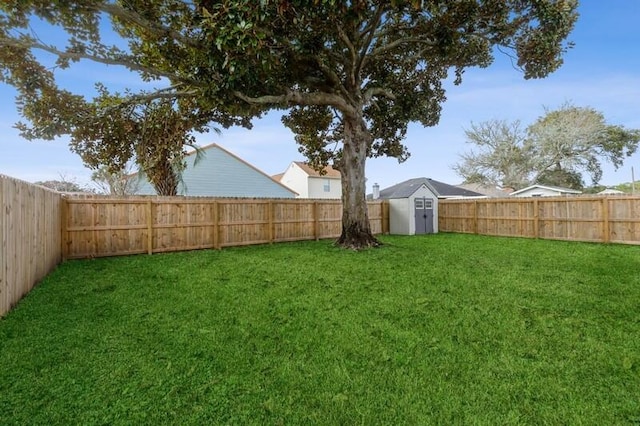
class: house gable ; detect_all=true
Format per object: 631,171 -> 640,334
134,143 -> 296,198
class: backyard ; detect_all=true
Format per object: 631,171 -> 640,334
0,234 -> 639,424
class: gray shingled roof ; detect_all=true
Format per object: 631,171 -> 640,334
378,178 -> 484,199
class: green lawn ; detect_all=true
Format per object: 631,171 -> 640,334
1,234 -> 639,425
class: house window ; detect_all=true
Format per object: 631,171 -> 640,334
323,179 -> 331,192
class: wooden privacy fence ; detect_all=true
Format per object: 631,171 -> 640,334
1,174 -> 62,317
63,197 -> 389,259
439,196 -> 640,244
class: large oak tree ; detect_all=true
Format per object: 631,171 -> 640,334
1,0 -> 578,248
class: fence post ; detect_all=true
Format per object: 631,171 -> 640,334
146,200 -> 153,255
602,196 -> 610,243
91,202 -> 98,257
213,200 -> 220,250
60,196 -> 68,261
382,201 -> 389,234
268,201 -> 274,244
314,201 -> 320,240
473,200 -> 478,235
533,198 -> 539,239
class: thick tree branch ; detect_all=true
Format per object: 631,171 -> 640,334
313,55 -> 352,101
234,90 -> 356,117
357,4 -> 385,75
363,87 -> 396,104
122,88 -> 200,105
336,24 -> 357,89
369,36 -> 436,59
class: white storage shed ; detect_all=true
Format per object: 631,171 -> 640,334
375,179 -> 439,235
373,177 -> 485,235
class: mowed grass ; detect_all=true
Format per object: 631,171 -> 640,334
1,234 -> 639,425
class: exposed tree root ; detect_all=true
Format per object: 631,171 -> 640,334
334,224 -> 382,250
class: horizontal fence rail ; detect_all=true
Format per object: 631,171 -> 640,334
1,174 -> 62,317
63,197 -> 389,259
439,196 -> 640,245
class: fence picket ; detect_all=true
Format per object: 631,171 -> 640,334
0,174 -> 62,317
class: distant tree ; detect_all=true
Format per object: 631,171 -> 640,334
528,104 -> 640,185
454,104 -> 640,189
452,120 -> 532,190
581,184 -> 607,195
613,182 -> 637,194
0,1 -> 579,248
90,165 -> 139,196
35,173 -> 92,193
535,168 -> 584,190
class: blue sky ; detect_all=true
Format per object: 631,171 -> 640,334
1,1 -> 639,191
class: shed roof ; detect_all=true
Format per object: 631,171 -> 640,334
378,178 -> 484,199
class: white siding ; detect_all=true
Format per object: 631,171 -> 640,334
279,163 -> 310,198
308,176 -> 341,199
389,198 -> 410,235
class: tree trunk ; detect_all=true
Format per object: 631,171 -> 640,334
148,163 -> 178,196
335,114 -> 381,249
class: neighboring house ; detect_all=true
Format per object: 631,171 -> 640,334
597,188 -> 625,195
510,184 -> 582,198
132,143 -> 296,198
275,161 -> 341,199
456,183 -> 513,198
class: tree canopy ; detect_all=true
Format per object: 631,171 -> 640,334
454,104 -> 640,190
0,0 -> 579,248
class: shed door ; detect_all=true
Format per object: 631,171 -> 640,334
414,198 -> 434,234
